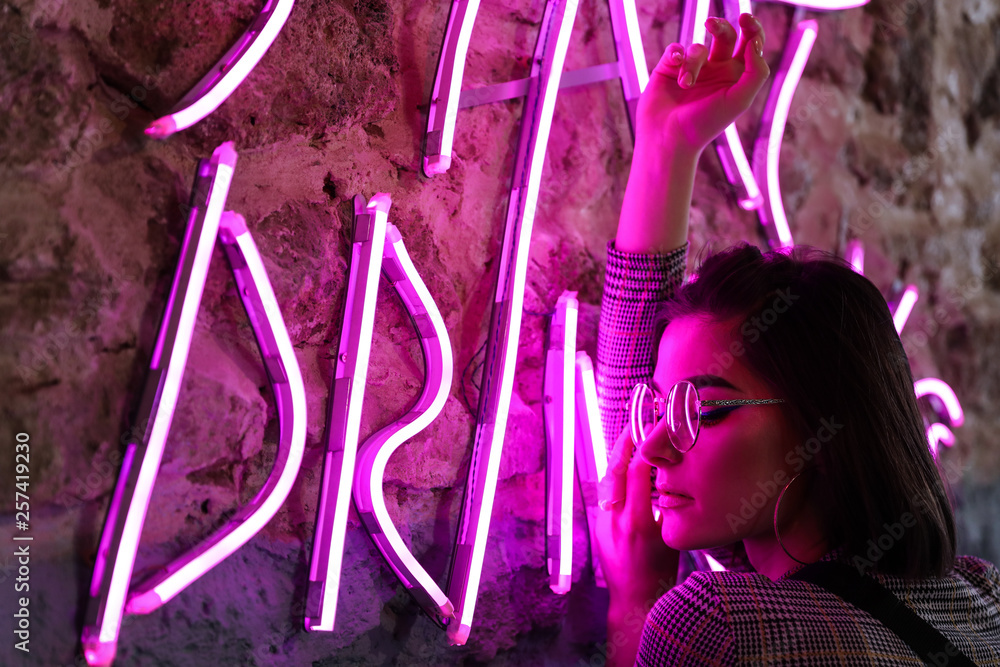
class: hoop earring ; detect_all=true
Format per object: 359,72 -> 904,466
773,472 -> 811,566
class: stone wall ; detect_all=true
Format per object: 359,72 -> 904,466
1,0 -> 998,664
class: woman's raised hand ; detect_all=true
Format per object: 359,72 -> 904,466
637,13 -> 770,157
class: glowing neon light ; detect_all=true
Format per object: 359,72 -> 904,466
925,423 -> 956,457
146,0 -> 294,138
306,194 -> 391,632
765,0 -> 867,9
891,284 -> 919,334
704,554 -> 727,571
83,143 -> 233,665
543,292 -> 579,594
125,210 -> 307,613
753,19 -> 817,249
423,0 -> 482,175
679,0 -> 711,46
608,0 -> 649,131
447,0 -> 578,644
914,378 -> 965,428
352,222 -> 456,627
845,239 -> 865,274
573,352 -> 608,587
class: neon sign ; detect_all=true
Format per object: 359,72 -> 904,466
83,143 -> 307,665
85,1 -> 968,659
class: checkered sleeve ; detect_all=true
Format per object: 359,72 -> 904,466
597,240 -> 689,451
636,573 -> 736,666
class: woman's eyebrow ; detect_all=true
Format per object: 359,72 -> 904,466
684,374 -> 742,392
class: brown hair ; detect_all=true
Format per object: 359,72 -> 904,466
655,242 -> 956,578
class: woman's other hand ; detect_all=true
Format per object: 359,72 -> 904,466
597,428 -> 679,618
637,13 -> 770,158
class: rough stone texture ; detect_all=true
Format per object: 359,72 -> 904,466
1,0 -> 999,664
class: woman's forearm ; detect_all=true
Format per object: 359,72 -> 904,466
615,139 -> 701,255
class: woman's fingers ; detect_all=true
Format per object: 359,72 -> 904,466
599,428 -> 635,510
706,17 -> 738,62
726,34 -> 770,113
677,43 -> 709,88
651,42 -> 686,77
733,13 -> 765,63
624,438 -> 654,518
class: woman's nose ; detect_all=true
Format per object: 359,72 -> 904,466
638,421 -> 683,466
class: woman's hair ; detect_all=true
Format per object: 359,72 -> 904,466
654,242 -> 956,578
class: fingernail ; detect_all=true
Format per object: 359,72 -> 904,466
705,17 -> 721,33
753,37 -> 763,57
680,72 -> 694,88
669,50 -> 683,64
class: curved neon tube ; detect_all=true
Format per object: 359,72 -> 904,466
914,378 -> 964,428
83,144 -> 237,666
423,0 -> 482,175
352,223 -> 455,626
447,0 -> 579,645
125,211 -> 307,613
754,20 -> 818,249
543,292 -> 579,594
306,194 -> 391,632
892,284 -> 919,334
146,0 -> 295,138
925,423 -> 956,458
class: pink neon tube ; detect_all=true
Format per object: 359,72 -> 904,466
306,194 -> 391,632
679,0 -> 711,46
914,378 -> 965,428
543,292 -> 579,594
892,284 -> 919,334
925,423 -> 956,457
352,222 -> 455,626
423,0 -> 482,175
608,0 -> 649,131
146,0 -> 295,138
82,143 -> 237,667
764,0 -> 868,9
753,20 -> 818,249
573,352 -> 608,587
845,239 -> 865,274
447,0 -> 578,645
125,211 -> 307,613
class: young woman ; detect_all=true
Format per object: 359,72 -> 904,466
595,14 -> 1000,666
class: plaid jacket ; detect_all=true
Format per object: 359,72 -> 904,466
596,241 -> 1000,665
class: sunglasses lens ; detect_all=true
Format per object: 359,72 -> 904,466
667,382 -> 698,452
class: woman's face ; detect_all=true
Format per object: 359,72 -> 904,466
640,315 -> 803,551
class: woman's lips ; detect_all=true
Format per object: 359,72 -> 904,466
655,491 -> 693,509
